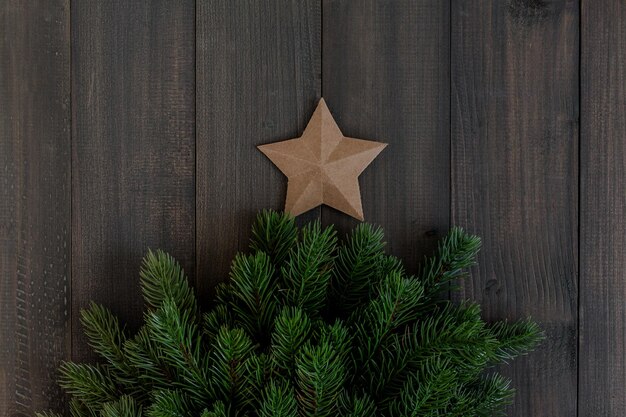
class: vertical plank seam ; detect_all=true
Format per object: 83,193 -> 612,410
320,0 -> 324,99
576,0 -> 582,415
447,0 -> 453,305
447,0 -> 450,300
448,0 -> 452,232
69,0 -> 74,363
448,0 -> 452,304
320,0 -> 324,226
194,0 -> 198,294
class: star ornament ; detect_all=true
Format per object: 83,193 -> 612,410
258,98 -> 387,221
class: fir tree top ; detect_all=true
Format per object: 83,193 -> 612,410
38,210 -> 541,417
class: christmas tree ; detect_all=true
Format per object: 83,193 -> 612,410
38,210 -> 541,417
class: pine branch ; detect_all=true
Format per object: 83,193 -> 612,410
122,326 -> 173,396
250,210 -> 298,266
338,392 -> 377,417
147,390 -> 196,417
419,227 -> 481,300
378,254 -> 404,280
259,380 -> 298,417
101,396 -> 142,417
201,401 -> 228,417
488,317 -> 544,363
296,342 -> 346,417
318,320 -> 352,372
80,302 -> 132,378
280,222 -> 337,316
208,327 -> 255,409
386,358 -> 457,417
69,399 -> 98,417
228,251 -> 279,339
41,212 -> 539,417
58,362 -> 118,408
450,374 -> 514,416
271,307 -> 313,376
140,250 -> 196,313
372,302 -> 495,399
330,224 -> 387,315
352,271 -> 425,373
145,298 -> 211,404
241,352 -> 274,409
203,304 -> 232,341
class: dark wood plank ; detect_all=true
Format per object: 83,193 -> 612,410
0,1 -> 70,414
321,0 -> 450,271
72,1 -> 195,361
196,0 -> 321,298
580,1 -> 626,415
451,1 -> 578,415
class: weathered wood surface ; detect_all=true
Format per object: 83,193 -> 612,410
196,0 -> 321,300
321,0 -> 450,271
451,1 -> 579,415
0,1 -> 71,415
71,0 -> 196,361
3,1 -> 626,415
580,0 -> 626,415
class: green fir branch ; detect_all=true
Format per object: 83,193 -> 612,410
488,317 -> 544,363
80,302 -> 132,379
330,223 -> 387,315
208,326 -> 255,409
146,390 -> 196,417
386,358 -> 457,417
259,380 -> 298,417
101,396 -> 142,417
280,221 -> 337,316
228,251 -> 279,339
41,211 -> 540,417
338,392 -> 377,417
419,226 -> 481,299
296,341 -> 346,417
69,399 -> 98,417
145,298 -> 211,404
271,307 -> 313,376
58,362 -> 118,408
140,250 -> 196,313
250,210 -> 298,266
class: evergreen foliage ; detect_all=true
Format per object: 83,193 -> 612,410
39,210 -> 542,417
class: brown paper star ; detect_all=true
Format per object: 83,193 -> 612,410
258,98 -> 387,220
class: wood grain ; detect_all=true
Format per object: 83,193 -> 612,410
0,1 -> 70,414
6,1 -> 626,414
451,1 -> 579,415
321,0 -> 450,271
196,0 -> 321,300
71,1 -> 195,361
580,1 -> 626,415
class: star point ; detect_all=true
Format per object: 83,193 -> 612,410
258,98 -> 386,220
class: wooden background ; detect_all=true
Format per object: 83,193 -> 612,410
0,0 -> 623,415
